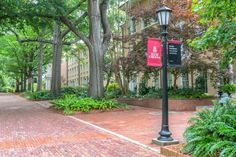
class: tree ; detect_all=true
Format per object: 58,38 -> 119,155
1,0 -> 112,98
190,0 -> 236,67
61,0 -> 112,98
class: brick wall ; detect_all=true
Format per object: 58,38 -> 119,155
117,98 -> 214,111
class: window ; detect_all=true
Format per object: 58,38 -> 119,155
141,17 -> 158,30
168,73 -> 173,88
182,72 -> 189,88
152,76 -> 160,89
130,17 -> 136,34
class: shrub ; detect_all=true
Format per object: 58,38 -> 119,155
52,94 -> 127,114
183,102 -> 236,157
21,91 -> 32,99
106,83 -> 122,98
61,86 -> 88,98
220,84 -> 236,94
141,88 -> 213,99
29,90 -> 54,100
0,86 -> 14,93
22,91 -> 54,100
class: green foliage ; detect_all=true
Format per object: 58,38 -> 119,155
183,102 -> 236,157
195,75 -> 207,92
22,91 -> 54,100
221,84 -> 236,94
191,0 -> 236,67
139,80 -> 150,96
0,71 -> 14,93
22,86 -> 88,100
30,90 -> 54,100
106,83 -> 121,98
129,87 -> 214,99
0,86 -> 14,93
61,86 -> 88,98
52,95 -> 127,114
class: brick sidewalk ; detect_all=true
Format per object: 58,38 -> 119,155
0,94 -> 162,157
74,105 -> 194,149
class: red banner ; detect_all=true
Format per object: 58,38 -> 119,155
147,38 -> 162,67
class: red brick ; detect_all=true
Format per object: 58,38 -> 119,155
0,94 -> 162,157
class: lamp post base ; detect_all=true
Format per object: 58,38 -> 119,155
152,138 -> 179,146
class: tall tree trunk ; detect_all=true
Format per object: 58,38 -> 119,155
37,41 -> 44,91
66,57 -> 69,86
88,0 -> 104,98
23,74 -> 26,91
27,77 -> 32,91
77,60 -> 80,86
88,47 -> 104,98
191,70 -> 194,88
20,73 -> 23,92
173,74 -> 178,89
51,22 -> 62,96
16,79 -> 19,93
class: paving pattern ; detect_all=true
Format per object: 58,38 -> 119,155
74,104 -> 194,149
0,93 -> 162,157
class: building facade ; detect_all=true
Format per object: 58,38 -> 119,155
120,0 -> 219,95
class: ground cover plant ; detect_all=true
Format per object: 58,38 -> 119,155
52,94 -> 128,115
183,101 -> 236,157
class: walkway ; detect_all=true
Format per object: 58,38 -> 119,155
75,105 -> 194,149
0,93 -> 162,157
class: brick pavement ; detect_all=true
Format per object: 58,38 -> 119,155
74,106 -> 195,149
0,93 -> 162,157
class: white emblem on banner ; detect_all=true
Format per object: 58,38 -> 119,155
150,46 -> 160,59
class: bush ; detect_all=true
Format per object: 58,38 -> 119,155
22,91 -> 54,100
106,83 -> 122,98
220,84 -> 236,94
183,102 -> 236,157
52,94 -> 127,114
61,86 -> 88,98
30,90 -> 54,100
0,86 -> 14,93
141,88 -> 213,99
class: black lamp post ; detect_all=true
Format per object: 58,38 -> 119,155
155,5 -> 175,143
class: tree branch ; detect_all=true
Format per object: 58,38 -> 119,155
66,0 -> 86,15
61,12 -> 88,38
60,16 -> 91,48
20,39 -> 54,44
9,28 -> 54,44
100,0 -> 112,52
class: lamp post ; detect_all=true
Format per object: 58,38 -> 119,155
152,5 -> 179,146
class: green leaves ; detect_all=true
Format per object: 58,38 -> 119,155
52,94 -> 127,114
183,102 -> 236,157
190,0 -> 236,67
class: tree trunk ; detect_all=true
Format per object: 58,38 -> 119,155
27,77 -> 32,91
88,0 -> 104,98
23,74 -> 26,91
16,79 -> 19,93
77,60 -> 80,86
88,47 -> 104,98
20,73 -> 23,92
105,71 -> 112,91
173,74 -> 178,89
51,22 -> 62,96
37,41 -> 44,91
191,70 -> 194,88
66,57 -> 69,86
